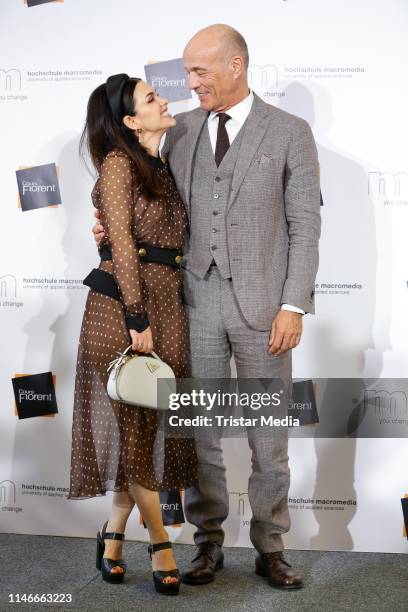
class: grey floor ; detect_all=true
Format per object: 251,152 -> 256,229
0,534 -> 407,612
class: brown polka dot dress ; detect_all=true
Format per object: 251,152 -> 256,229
68,148 -> 197,499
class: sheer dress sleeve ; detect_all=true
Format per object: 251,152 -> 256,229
98,152 -> 149,332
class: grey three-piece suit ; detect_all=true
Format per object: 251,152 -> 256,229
162,93 -> 321,553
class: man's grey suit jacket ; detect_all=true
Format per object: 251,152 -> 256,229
162,93 -> 321,331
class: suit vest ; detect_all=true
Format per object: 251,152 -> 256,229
186,121 -> 245,279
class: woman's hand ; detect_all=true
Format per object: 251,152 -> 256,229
129,327 -> 154,354
93,208 -> 105,246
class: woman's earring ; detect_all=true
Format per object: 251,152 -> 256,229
136,128 -> 143,135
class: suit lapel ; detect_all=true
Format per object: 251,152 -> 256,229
183,109 -> 208,218
227,94 -> 271,211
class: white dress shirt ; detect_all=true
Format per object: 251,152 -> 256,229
207,91 -> 305,315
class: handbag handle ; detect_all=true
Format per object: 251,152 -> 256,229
107,346 -> 163,374
115,345 -> 163,361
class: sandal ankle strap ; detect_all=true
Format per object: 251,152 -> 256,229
101,521 -> 125,541
104,532 -> 125,541
148,541 -> 172,555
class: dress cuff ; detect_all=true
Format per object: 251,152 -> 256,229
125,312 -> 149,332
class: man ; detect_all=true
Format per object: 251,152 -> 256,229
94,24 -> 320,589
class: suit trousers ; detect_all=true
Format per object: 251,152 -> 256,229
183,265 -> 292,553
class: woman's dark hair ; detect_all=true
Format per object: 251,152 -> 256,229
79,78 -> 163,197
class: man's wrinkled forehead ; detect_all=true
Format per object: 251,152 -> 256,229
183,41 -> 224,71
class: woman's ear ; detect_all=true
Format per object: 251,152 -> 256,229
123,114 -> 139,130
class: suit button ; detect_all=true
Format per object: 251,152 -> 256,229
213,210 -> 219,216
211,245 -> 217,251
212,228 -> 217,233
215,176 -> 221,182
214,194 -> 219,199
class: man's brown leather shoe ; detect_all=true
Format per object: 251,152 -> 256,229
255,551 -> 303,589
181,542 -> 224,585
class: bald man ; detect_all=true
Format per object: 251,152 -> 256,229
94,24 -> 320,590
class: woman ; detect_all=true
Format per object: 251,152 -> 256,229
68,73 -> 197,596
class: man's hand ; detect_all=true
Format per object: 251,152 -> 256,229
268,310 -> 303,356
93,208 -> 105,246
130,327 -> 154,354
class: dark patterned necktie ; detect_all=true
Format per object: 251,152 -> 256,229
214,112 -> 231,167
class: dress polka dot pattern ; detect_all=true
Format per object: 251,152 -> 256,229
68,148 -> 197,499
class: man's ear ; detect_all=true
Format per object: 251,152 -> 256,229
231,56 -> 244,79
123,114 -> 139,130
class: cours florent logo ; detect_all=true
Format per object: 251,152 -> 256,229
144,58 -> 191,103
289,380 -> 319,425
140,491 -> 185,527
12,372 -> 58,419
24,0 -> 64,7
16,163 -> 62,211
402,495 -> 408,539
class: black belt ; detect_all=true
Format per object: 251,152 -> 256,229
83,268 -> 121,301
83,268 -> 149,331
100,242 -> 183,268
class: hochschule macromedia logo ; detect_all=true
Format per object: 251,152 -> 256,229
0,274 -> 23,309
16,163 -> 62,211
368,171 -> 408,207
248,64 -> 285,99
0,68 -> 21,92
0,480 -> 16,505
12,372 -> 58,419
0,68 -> 27,102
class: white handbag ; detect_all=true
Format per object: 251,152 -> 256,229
107,345 -> 176,410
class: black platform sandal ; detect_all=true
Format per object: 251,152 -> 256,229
148,542 -> 181,596
96,521 -> 127,584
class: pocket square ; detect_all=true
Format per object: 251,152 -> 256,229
258,153 -> 274,165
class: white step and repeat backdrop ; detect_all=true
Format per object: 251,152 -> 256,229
1,0 -> 407,553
